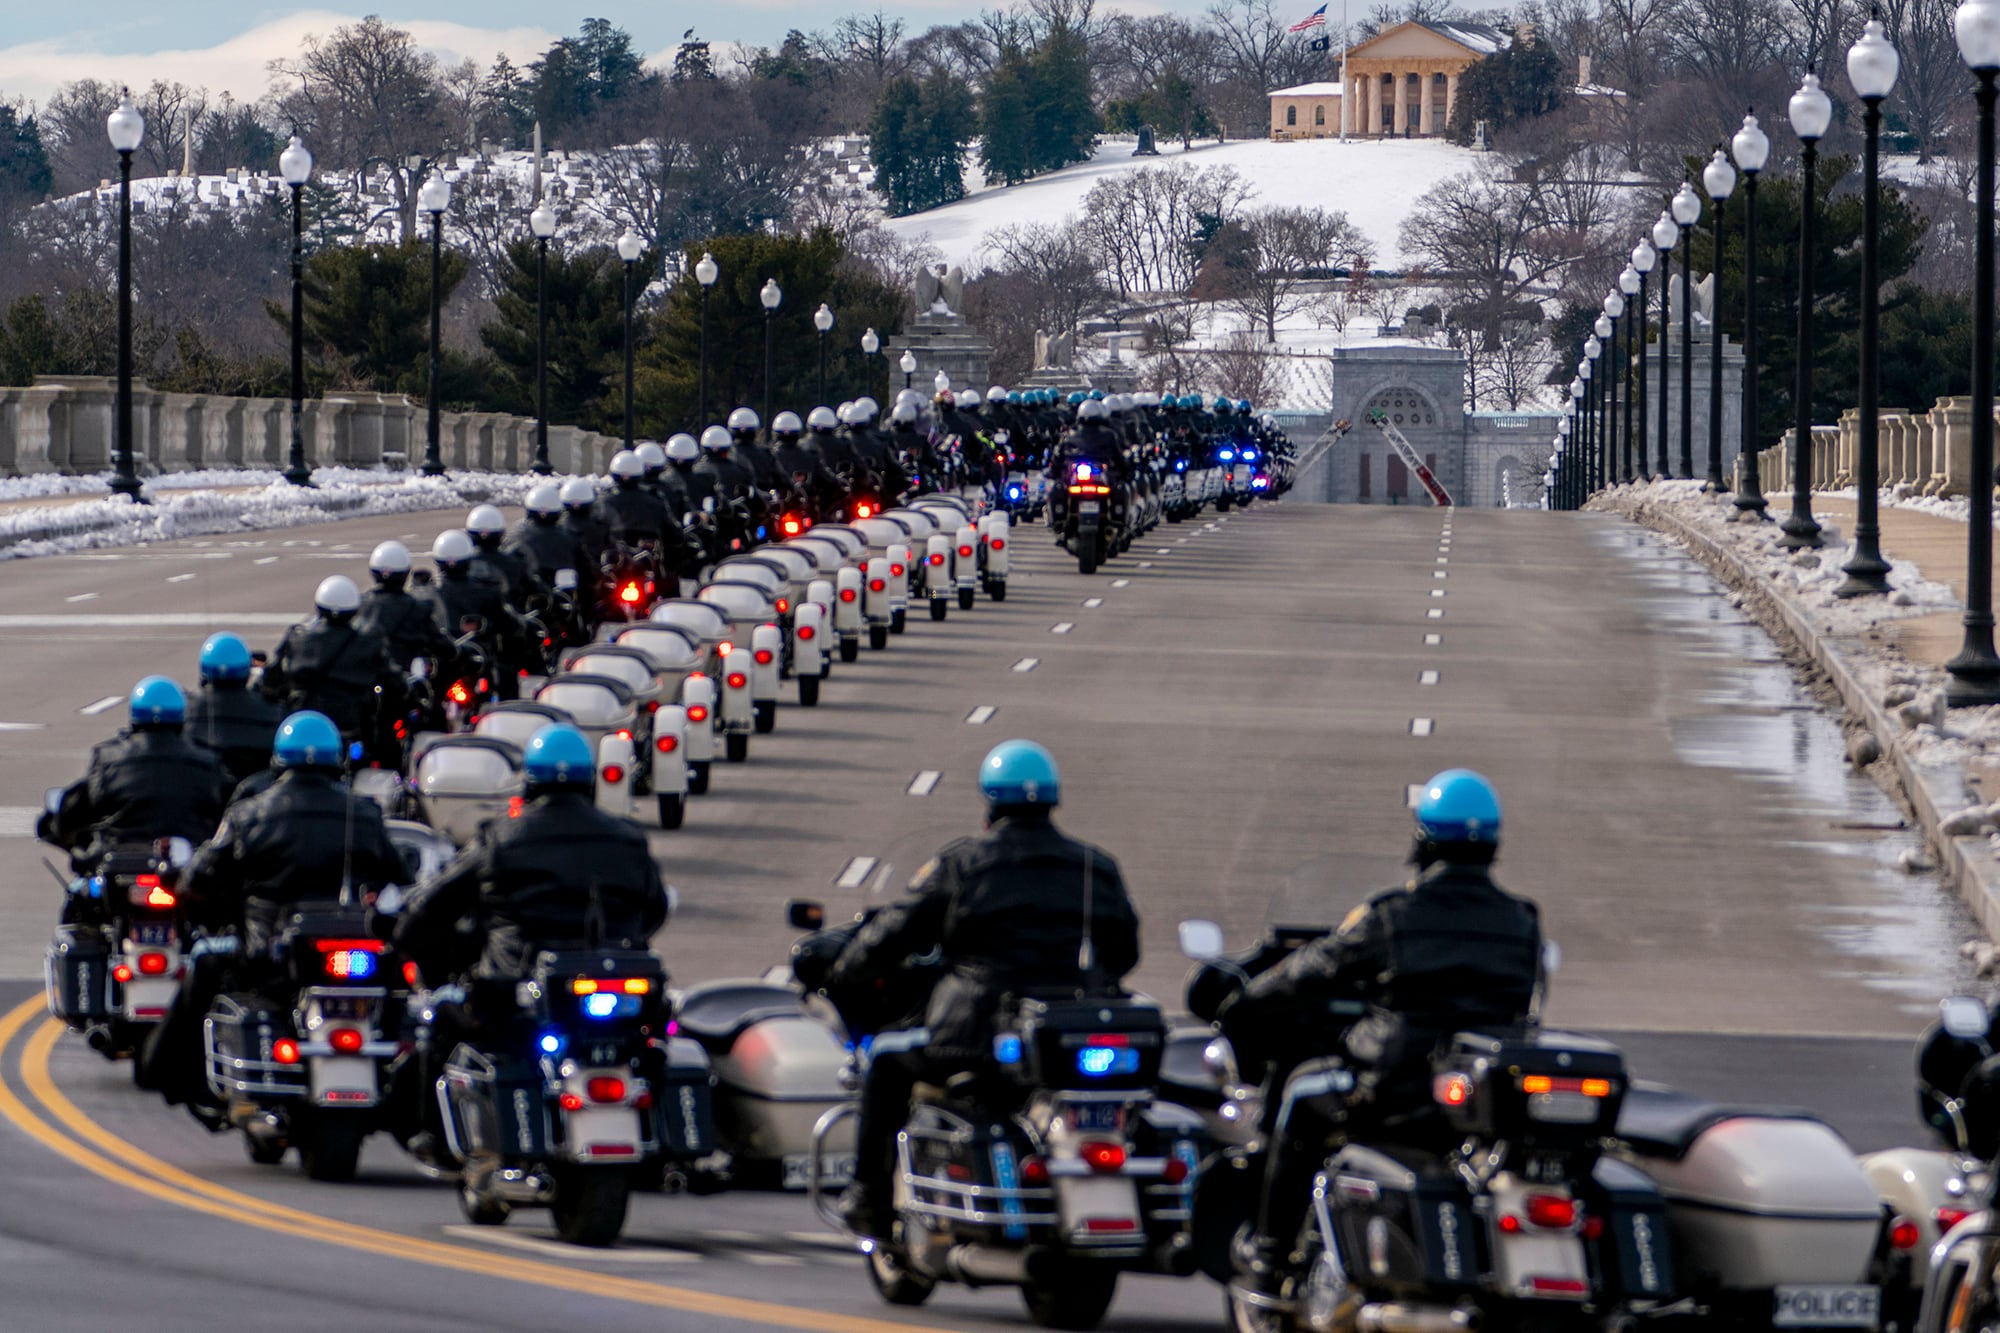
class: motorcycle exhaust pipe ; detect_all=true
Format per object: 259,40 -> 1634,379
1356,1303 -> 1479,1333
491,1168 -> 556,1204
943,1243 -> 1051,1288
659,1169 -> 688,1196
85,1028 -> 116,1054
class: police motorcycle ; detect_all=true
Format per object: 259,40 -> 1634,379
695,580 -> 781,753
1061,456 -> 1120,576
43,820 -> 196,1062
980,511 -> 1012,603
599,540 -> 666,625
408,735 -> 523,845
800,904 -> 1203,1330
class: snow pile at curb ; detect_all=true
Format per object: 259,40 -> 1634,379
0,469 -> 545,561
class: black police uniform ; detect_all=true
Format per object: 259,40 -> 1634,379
44,728 -> 230,879
187,683 -> 284,789
420,568 -> 532,698
503,517 -> 586,590
356,583 -> 457,674
263,615 -> 402,742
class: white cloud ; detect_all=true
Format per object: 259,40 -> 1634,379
0,10 -> 557,105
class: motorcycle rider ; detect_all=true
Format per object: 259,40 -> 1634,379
1217,769 -> 1542,1299
694,424 -> 765,550
356,540 -> 459,676
40,677 -> 231,897
187,633 -> 284,790
557,476 -> 611,577
824,740 -> 1140,1239
843,398 -> 906,504
464,504 -> 539,602
772,410 -> 842,516
387,723 -> 670,1153
137,710 -> 409,1113
593,450 -> 678,594
421,530 -> 532,699
503,484 -> 586,592
262,575 -> 404,750
804,406 -> 864,500
728,406 -> 787,494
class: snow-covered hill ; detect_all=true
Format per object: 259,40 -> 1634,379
884,136 -> 1480,272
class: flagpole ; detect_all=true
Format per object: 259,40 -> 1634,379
1339,0 -> 1349,141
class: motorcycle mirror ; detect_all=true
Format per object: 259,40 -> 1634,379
1542,940 -> 1562,977
703,497 -> 716,514
1178,918 -> 1225,961
1942,995 -> 1990,1039
1201,1037 -> 1239,1086
42,786 -> 63,814
554,568 -> 579,592
786,899 -> 825,930
408,658 -> 429,682
164,836 -> 193,869
375,885 -> 405,915
460,614 -> 487,636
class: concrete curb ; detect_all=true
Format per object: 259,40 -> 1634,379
1603,494 -> 2000,943
0,483 -> 475,555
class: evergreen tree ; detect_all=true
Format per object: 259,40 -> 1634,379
1027,18 -> 1095,174
480,239 -> 627,431
871,73 -> 976,215
0,105 -> 52,205
1447,33 -> 1566,143
980,55 -> 1037,186
673,36 -> 716,84
916,73 -> 978,207
869,77 -> 923,215
480,55 -> 537,147
293,242 -> 468,392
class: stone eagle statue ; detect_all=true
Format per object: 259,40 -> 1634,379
914,264 -> 966,315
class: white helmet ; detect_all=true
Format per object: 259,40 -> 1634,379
559,477 -> 597,508
635,441 -> 667,471
987,385 -> 1008,403
891,399 -> 920,425
315,574 -> 361,615
853,396 -> 880,420
956,390 -> 981,409
807,406 -> 839,431
700,425 -> 733,451
727,406 -> 760,432
1077,399 -> 1109,422
525,484 -> 563,516
465,504 -> 506,537
368,540 -> 412,575
895,388 -> 921,409
666,433 -> 699,462
1136,390 -> 1160,408
772,411 -> 803,435
432,529 -> 475,565
609,450 -> 644,479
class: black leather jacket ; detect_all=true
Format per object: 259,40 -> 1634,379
470,541 -> 540,603
182,768 -> 409,953
420,570 -> 531,675
1219,862 -> 1542,1109
262,615 -> 401,741
186,684 -> 284,789
356,584 -> 456,674
559,508 -> 612,576
45,728 -> 230,869
825,813 -> 1140,1061
594,483 -> 674,552
503,517 -> 586,590
393,790 -> 669,983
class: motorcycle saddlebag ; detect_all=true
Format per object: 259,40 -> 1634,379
1324,1142 -> 1484,1291
652,1036 -> 717,1158
45,924 -> 112,1025
444,1046 -> 548,1160
1590,1156 -> 1677,1302
1016,995 -> 1166,1092
203,992 -> 307,1100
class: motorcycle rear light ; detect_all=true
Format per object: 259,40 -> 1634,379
1889,1216 -> 1921,1251
776,598 -> 790,613
1524,1195 -> 1578,1230
600,764 -> 626,784
1162,1157 -> 1189,1185
890,564 -> 904,576
136,873 -> 160,889
958,546 -> 973,557
1082,1218 -> 1137,1233
1581,1216 -> 1605,1241
403,961 -> 421,987
929,553 -> 944,565
718,642 -> 732,655
1022,1155 -> 1050,1186
783,519 -> 801,535
619,582 -> 642,604
753,649 -> 773,665
1528,1277 -> 1589,1296
324,948 -> 378,980
329,1027 -> 365,1055
113,964 -> 133,984
687,705 -> 708,723
507,795 -> 524,818
727,672 -> 747,690
449,681 -> 471,705
990,538 -> 1004,550
131,882 -> 176,907
656,735 -> 678,753
869,579 -> 885,592
1520,1075 -> 1613,1098
136,951 -> 169,976
559,1092 -> 584,1112
1081,1142 -> 1125,1173
855,503 -> 873,518
840,589 -> 856,602
586,1076 -> 627,1103
1940,1206 -> 1976,1233
273,1039 -> 301,1065
1433,1072 -> 1474,1107
798,626 -> 814,640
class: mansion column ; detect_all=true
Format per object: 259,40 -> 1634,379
1393,70 -> 1409,135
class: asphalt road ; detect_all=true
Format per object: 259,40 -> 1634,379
0,497 -> 1977,1331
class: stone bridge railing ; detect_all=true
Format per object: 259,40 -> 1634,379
0,376 -> 621,477
1747,396 -> 1990,499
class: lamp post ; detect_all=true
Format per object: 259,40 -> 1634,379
1671,184 -> 1703,481
1569,376 -> 1586,502
1782,71 -> 1833,547
418,171 -> 451,477
934,370 -> 951,399
277,132 -> 313,489
529,201 -> 556,475
1624,256 -> 1649,481
900,349 -> 917,391
1732,111 -> 1771,515
695,252 -> 718,426
107,92 -> 146,501
1703,148 -> 1736,492
1840,17 -> 1901,598
759,278 -> 782,438
1947,0 -> 2000,703
1584,343 -> 1603,492
813,303 -> 834,404
617,228 -> 643,453
861,327 -> 880,401
1652,212 -> 1679,477
1556,416 -> 1572,509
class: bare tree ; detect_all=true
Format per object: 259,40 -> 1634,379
1210,205 -> 1371,340
133,82 -> 211,177
39,79 -> 123,195
1081,163 -> 1253,296
1206,0 -> 1328,136
983,217 -> 1112,335
1879,0 -> 1969,163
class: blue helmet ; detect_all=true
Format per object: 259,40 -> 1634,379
129,676 -> 186,728
1415,769 -> 1502,846
1007,390 -> 1023,405
1066,391 -> 1087,406
523,724 -> 596,790
199,632 -> 253,684
1086,389 -> 1105,401
978,739 -> 1060,810
273,710 -> 343,769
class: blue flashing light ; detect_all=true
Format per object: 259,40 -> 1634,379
1175,460 -> 1187,472
1007,485 -> 1022,500
1077,1046 -> 1141,1078
348,740 -> 366,762
1075,462 -> 1094,480
325,949 -> 377,980
539,1031 -> 564,1055
993,1033 -> 1024,1065
1218,449 -> 1235,462
756,526 -> 769,541
582,992 -> 621,1019
1243,448 -> 1259,461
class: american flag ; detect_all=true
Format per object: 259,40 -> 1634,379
1288,4 -> 1328,31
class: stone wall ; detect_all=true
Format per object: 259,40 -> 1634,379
0,377 -> 623,477
1746,396 -> 1982,501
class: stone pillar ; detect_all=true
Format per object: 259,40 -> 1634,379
1879,410 -> 1908,486
1362,74 -> 1377,134
1932,396 -> 1971,496
1814,425 -> 1839,489
1393,71 -> 1409,136
1911,411 -> 1935,492
1835,408 -> 1858,488
1419,73 -> 1436,135
1446,71 -> 1460,128
0,385 -> 64,473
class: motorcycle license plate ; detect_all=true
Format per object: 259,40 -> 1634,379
1071,1102 -> 1123,1132
132,923 -> 174,946
1079,502 -> 1101,514
785,1152 -> 854,1191
1773,1285 -> 1879,1328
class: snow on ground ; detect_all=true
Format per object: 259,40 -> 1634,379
884,137 -> 1481,273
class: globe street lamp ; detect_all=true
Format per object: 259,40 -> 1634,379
813,303 -> 834,404
529,201 -> 557,475
1626,250 -> 1651,482
861,326 -> 880,401
1557,414 -> 1573,509
617,228 -> 644,453
1611,282 -> 1634,481
278,132 -> 314,489
1782,71 -> 1834,548
900,348 -> 917,391
1652,211 -> 1680,478
1569,376 -> 1586,503
1840,17 -> 1901,597
759,278 -> 782,437
1732,111 -> 1772,515
934,370 -> 951,398
694,252 -> 718,426
1703,148 -> 1736,492
1947,0 -> 2000,703
1584,343 -> 1603,493
419,171 -> 451,477
105,93 -> 147,501
1671,183 -> 1704,481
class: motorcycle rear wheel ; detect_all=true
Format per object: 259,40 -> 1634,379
656,794 -> 685,829
688,761 -> 711,795
300,1115 -> 365,1183
958,588 -> 975,610
551,1167 -> 630,1247
890,608 -> 907,634
869,625 -> 889,650
840,637 -> 860,663
798,675 -> 821,707
726,732 -> 750,762
865,1246 -> 935,1307
929,598 -> 948,621
989,581 -> 1007,602
754,701 -> 777,734
1078,550 -> 1096,575
1023,1270 -> 1118,1330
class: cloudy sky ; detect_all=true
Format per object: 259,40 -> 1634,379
0,2 -> 1198,105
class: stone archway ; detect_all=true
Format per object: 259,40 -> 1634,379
1493,453 -> 1541,507
1354,383 -> 1446,504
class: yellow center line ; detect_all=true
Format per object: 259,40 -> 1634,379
0,998 -> 943,1333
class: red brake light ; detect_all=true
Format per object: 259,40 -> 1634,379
1524,1194 -> 1579,1230
616,729 -> 632,741
929,553 -> 944,565
798,625 -> 814,640
1162,1157 -> 1190,1185
753,649 -> 773,665
1022,1155 -> 1051,1186
272,1038 -> 300,1065
559,1092 -> 584,1112
448,681 -> 471,705
869,579 -> 885,592
783,519 -> 801,535
687,705 -> 708,722
601,764 -> 626,784
586,1076 -> 627,1103
1434,1072 -> 1473,1106
329,1027 -> 364,1055
840,588 -> 856,602
507,794 -> 524,818
890,563 -> 904,577
776,597 -> 790,613
656,735 -> 678,753
1940,1206 -> 1975,1234
1528,1278 -> 1589,1296
1890,1216 -> 1922,1251
113,964 -> 133,984
136,873 -> 161,889
1081,1142 -> 1125,1173
403,960 -> 421,987
855,503 -> 873,518
619,582 -> 642,604
959,545 -> 973,557
990,538 -> 1005,551
137,951 -> 169,976
145,885 -> 176,908
726,672 -> 747,690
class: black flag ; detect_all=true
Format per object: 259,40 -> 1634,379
1307,34 -> 1331,50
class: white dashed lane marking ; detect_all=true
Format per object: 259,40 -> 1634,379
1428,609 -> 1444,620
1424,633 -> 1442,645
1420,670 -> 1439,686
1082,598 -> 1102,608
1011,658 -> 1039,673
1406,784 -> 1425,808
834,857 -> 877,890
907,770 -> 942,797
253,556 -> 280,565
167,573 -> 196,583
64,593 -> 97,603
80,695 -> 123,715
1051,622 -> 1074,635
965,706 -> 996,725
1111,579 -> 1130,588
1410,718 -> 1435,737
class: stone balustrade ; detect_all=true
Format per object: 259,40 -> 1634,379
1739,396 -> 1993,499
0,376 -> 623,477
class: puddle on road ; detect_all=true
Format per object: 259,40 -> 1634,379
1596,523 -> 1978,1010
